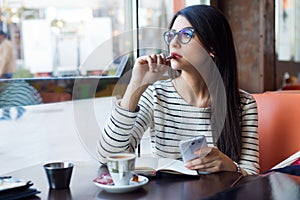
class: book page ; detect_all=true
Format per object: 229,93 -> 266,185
135,157 -> 200,176
135,157 -> 158,176
156,158 -> 198,176
271,150 -> 300,169
135,157 -> 158,170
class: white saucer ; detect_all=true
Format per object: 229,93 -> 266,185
94,175 -> 149,193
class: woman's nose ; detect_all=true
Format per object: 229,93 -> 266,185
169,35 -> 181,48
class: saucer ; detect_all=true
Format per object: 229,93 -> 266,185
94,175 -> 149,193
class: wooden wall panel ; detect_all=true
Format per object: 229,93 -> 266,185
214,0 -> 276,93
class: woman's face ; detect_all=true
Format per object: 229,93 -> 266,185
169,15 -> 211,75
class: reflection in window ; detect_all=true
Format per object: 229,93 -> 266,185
0,80 -> 43,108
1,0 -> 133,78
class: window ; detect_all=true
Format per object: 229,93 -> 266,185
137,0 -> 209,57
1,0 -> 134,78
137,0 -> 173,56
0,0 -> 210,105
276,0 -> 300,62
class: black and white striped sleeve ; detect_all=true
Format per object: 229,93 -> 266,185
97,87 -> 154,164
239,92 -> 259,175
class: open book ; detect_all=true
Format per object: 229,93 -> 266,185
271,150 -> 300,169
135,157 -> 207,176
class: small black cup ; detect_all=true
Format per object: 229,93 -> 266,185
44,162 -> 74,190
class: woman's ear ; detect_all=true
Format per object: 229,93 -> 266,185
209,47 -> 215,60
209,52 -> 215,60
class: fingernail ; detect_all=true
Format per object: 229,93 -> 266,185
184,163 -> 190,168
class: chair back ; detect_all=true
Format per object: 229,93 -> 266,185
253,92 -> 300,172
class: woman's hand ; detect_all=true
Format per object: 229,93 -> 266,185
120,53 -> 170,111
130,53 -> 170,86
184,146 -> 237,173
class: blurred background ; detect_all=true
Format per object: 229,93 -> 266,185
0,0 -> 299,100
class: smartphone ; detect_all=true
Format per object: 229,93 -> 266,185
179,136 -> 208,163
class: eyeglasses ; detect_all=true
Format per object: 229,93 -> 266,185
163,27 -> 195,45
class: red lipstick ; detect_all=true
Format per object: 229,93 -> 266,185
166,52 -> 182,60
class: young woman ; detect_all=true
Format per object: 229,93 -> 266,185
98,5 -> 259,176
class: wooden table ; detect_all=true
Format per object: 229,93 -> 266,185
3,161 -> 300,200
213,172 -> 300,200
3,161 -> 244,200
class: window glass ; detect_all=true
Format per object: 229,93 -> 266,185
0,0 -> 133,78
137,0 -> 210,57
0,0 -> 214,106
276,0 -> 300,62
137,0 -> 174,56
186,0 -> 210,6
0,0 -> 134,106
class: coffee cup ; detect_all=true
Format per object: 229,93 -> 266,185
106,153 -> 136,186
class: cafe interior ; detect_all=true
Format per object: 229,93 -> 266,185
0,0 -> 300,199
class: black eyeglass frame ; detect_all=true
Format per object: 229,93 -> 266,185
163,27 -> 195,45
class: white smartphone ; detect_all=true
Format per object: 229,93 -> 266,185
179,136 -> 208,163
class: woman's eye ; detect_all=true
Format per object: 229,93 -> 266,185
182,33 -> 190,38
169,33 -> 176,39
183,33 -> 190,38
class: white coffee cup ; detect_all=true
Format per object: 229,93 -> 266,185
106,153 -> 136,186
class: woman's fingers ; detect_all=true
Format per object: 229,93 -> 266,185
185,157 -> 222,172
185,146 -> 237,173
185,154 -> 211,168
186,158 -> 211,170
141,54 -> 167,72
194,146 -> 213,157
156,54 -> 163,67
147,54 -> 157,72
185,147 -> 218,169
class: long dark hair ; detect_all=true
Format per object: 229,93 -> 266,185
169,5 -> 241,161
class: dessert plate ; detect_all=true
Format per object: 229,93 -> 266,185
94,175 -> 149,193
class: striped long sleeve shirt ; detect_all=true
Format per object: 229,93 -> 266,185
98,79 -> 259,175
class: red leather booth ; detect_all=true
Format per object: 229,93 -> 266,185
253,92 -> 300,172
